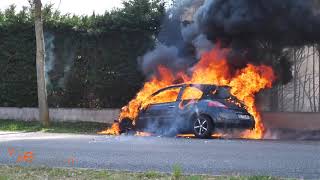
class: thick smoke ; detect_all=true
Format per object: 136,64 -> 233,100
192,34 -> 214,58
190,0 -> 320,81
141,0 -> 320,84
142,0 -> 202,76
193,0 -> 320,46
140,44 -> 187,76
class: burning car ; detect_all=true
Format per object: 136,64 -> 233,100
118,84 -> 255,138
100,47 -> 276,139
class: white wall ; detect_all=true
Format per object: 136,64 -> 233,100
0,107 -> 119,124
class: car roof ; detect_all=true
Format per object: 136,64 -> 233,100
151,83 -> 219,96
166,83 -> 217,88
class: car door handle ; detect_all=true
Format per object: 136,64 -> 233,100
168,106 -> 175,108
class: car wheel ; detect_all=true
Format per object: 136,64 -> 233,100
192,115 -> 213,139
119,118 -> 134,134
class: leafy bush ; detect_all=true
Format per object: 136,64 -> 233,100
0,0 -> 165,108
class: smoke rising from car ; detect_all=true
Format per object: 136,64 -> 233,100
141,0 -> 320,84
140,44 -> 188,77
44,32 -> 55,88
44,33 -> 75,91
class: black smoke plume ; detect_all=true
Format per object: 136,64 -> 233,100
141,0 -> 320,84
195,0 -> 320,46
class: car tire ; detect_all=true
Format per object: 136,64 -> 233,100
192,114 -> 214,139
119,118 -> 134,134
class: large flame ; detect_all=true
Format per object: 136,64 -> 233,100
103,46 -> 276,139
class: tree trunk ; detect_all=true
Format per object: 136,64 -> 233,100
313,45 -> 317,112
308,68 -> 314,112
301,47 -> 309,111
34,0 -> 50,127
281,85 -> 284,111
318,46 -> 320,112
293,49 -> 297,112
270,85 -> 279,111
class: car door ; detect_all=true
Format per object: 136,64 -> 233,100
137,86 -> 182,130
177,85 -> 205,131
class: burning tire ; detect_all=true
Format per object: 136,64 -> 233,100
119,118 -> 134,134
192,115 -> 214,139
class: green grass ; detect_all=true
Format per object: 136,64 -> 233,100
0,165 -> 287,180
173,164 -> 183,179
0,119 -> 109,134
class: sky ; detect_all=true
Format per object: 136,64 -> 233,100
0,0 -> 124,15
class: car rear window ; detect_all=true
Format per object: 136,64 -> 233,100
211,87 -> 231,99
181,86 -> 203,100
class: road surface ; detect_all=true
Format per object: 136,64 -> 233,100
0,131 -> 319,179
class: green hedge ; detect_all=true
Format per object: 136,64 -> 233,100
0,0 -> 165,108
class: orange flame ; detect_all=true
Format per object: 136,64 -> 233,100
102,46 -> 276,138
135,131 -> 153,137
98,123 -> 120,135
177,133 -> 226,139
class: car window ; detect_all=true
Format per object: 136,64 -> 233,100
149,87 -> 181,104
211,87 -> 231,99
181,87 -> 203,100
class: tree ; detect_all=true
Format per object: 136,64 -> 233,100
32,0 -> 50,127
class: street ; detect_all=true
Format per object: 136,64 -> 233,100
0,132 -> 319,179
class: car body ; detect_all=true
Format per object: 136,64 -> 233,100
120,84 -> 255,138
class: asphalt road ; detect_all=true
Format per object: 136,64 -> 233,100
0,132 -> 319,179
